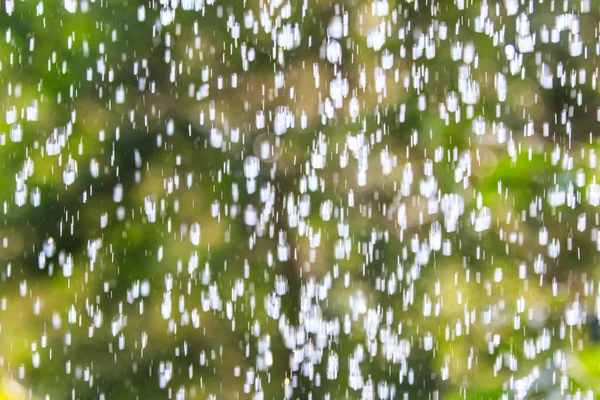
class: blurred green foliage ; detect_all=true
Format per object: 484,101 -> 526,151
0,0 -> 599,399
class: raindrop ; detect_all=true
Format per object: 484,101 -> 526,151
189,223 -> 201,246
